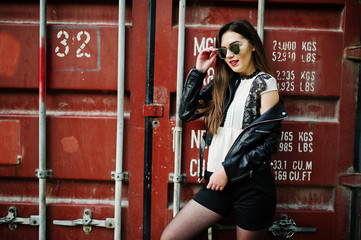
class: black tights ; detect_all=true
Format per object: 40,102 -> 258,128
160,200 -> 268,240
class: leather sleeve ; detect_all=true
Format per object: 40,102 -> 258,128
222,127 -> 281,182
179,67 -> 212,122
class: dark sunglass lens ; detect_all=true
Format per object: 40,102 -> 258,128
218,48 -> 227,59
229,43 -> 240,55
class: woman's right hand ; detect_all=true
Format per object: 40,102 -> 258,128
196,48 -> 218,73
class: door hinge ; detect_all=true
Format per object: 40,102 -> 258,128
53,208 -> 114,233
339,172 -> 361,188
0,206 -> 39,230
269,214 -> 317,239
344,45 -> 361,62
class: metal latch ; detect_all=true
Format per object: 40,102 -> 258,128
339,172 -> 361,188
269,214 -> 317,239
53,209 -> 114,233
0,206 -> 39,230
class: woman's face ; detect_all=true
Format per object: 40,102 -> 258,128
220,31 -> 256,75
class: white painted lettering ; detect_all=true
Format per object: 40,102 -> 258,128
194,37 -> 205,56
190,159 -> 206,178
301,41 -> 317,51
55,30 -> 70,57
204,67 -> 214,85
190,159 -> 198,177
76,31 -> 91,58
191,129 -> 206,149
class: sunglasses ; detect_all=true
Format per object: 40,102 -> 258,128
216,42 -> 241,59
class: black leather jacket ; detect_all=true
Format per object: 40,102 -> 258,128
179,68 -> 288,182
222,100 -> 287,182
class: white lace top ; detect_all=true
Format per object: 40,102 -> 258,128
207,72 -> 278,172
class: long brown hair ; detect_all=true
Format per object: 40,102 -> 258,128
198,20 -> 274,135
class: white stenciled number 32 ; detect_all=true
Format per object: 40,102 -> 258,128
55,30 -> 91,58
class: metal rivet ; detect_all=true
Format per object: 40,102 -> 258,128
152,118 -> 160,127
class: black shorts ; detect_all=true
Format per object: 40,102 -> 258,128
193,167 -> 276,231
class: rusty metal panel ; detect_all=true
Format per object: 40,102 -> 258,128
0,25 -> 39,89
152,0 -> 361,240
49,25 -> 131,91
0,120 -> 21,165
0,24 -> 131,90
0,117 -> 39,178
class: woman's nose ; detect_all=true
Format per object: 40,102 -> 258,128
226,49 -> 234,58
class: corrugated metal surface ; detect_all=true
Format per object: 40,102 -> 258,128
0,0 -> 360,239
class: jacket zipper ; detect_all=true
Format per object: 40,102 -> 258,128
225,115 -> 288,160
231,170 -> 253,182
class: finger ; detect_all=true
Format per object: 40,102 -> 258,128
200,48 -> 212,55
207,48 -> 218,57
202,47 -> 215,53
200,48 -> 217,58
199,51 -> 213,59
209,51 -> 218,61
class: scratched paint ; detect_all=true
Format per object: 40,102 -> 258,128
39,36 -> 46,103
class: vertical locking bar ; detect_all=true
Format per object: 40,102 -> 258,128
39,0 -> 47,239
173,0 -> 186,217
114,1 -> 126,239
257,0 -> 265,43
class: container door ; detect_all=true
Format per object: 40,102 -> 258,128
150,0 -> 361,239
0,1 -> 148,239
268,0 -> 361,239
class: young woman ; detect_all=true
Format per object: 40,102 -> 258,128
161,19 -> 287,240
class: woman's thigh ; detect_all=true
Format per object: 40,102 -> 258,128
236,226 -> 268,240
161,200 -> 223,240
